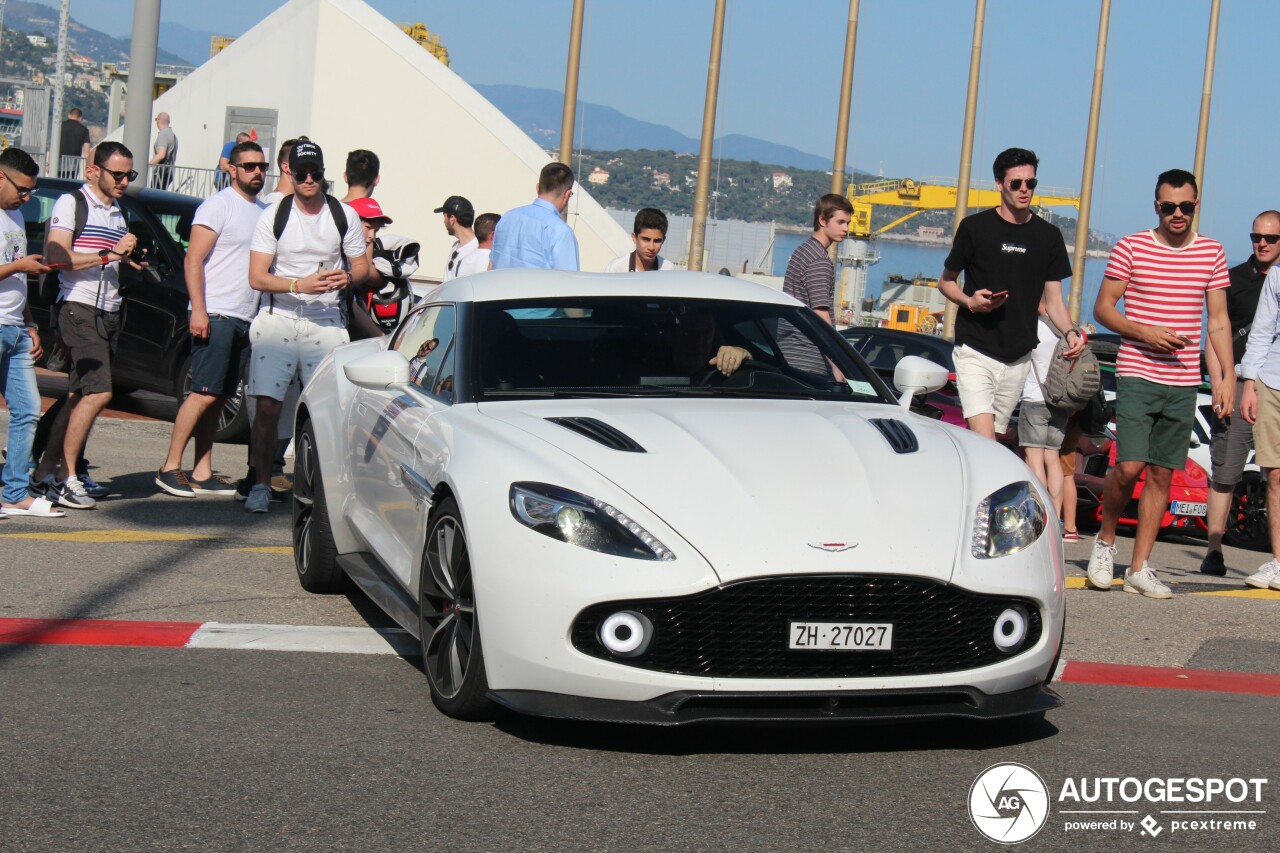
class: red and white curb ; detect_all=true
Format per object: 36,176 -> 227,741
3,617 -> 1279,697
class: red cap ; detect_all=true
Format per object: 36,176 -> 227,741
348,197 -> 392,224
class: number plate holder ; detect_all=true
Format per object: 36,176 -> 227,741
1171,501 -> 1208,518
788,622 -> 894,651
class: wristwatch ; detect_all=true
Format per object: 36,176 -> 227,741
98,248 -> 111,266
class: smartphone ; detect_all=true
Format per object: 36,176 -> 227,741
45,262 -> 70,270
989,290 -> 1009,299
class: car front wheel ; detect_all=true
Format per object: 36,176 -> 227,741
419,498 -> 493,720
292,419 -> 348,593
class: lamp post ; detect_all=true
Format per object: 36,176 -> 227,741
942,0 -> 986,340
688,0 -> 727,272
1069,0 -> 1111,324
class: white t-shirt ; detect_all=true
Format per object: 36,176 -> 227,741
604,252 -> 674,273
442,237 -> 478,282
455,247 -> 490,277
50,185 -> 129,311
0,210 -> 27,326
192,187 -> 268,321
260,191 -> 285,205
1023,316 -> 1062,403
250,197 -> 364,317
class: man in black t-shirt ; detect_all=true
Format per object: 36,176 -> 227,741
57,109 -> 90,179
1198,210 -> 1280,576
938,147 -> 1085,439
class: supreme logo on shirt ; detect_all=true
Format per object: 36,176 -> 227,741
1001,243 -> 1027,254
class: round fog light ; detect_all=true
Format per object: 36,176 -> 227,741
599,611 -> 653,658
993,607 -> 1028,653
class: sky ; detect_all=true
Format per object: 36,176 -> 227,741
46,0 -> 1279,262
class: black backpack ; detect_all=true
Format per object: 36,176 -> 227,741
38,190 -> 128,304
1076,388 -> 1112,437
267,194 -> 349,314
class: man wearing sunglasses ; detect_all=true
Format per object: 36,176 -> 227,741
155,141 -> 269,499
1198,211 -> 1280,578
938,147 -> 1084,441
30,141 -> 138,510
1088,169 -> 1234,599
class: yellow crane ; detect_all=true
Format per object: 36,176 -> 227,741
845,176 -> 1081,238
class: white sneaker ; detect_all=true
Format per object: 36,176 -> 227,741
1086,537 -> 1116,590
1123,564 -> 1172,599
1245,560 -> 1280,590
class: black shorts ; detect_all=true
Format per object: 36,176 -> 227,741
190,315 -> 250,396
58,301 -> 119,396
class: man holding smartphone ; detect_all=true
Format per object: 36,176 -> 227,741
938,148 -> 1084,440
1087,169 -> 1235,599
245,141 -> 367,513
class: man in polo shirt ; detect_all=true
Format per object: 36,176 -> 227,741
1198,210 -> 1280,576
938,147 -> 1085,440
1088,169 -> 1235,598
31,141 -> 138,510
437,195 -> 477,282
156,140 -> 269,498
245,141 -> 367,513
490,163 -> 578,272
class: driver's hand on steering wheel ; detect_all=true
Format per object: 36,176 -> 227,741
708,346 -> 751,376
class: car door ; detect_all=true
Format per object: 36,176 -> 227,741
111,201 -> 189,394
347,304 -> 457,590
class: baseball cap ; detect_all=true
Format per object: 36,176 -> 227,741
348,197 -> 392,224
289,141 -> 324,173
433,195 -> 474,220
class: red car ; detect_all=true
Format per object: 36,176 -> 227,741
1070,433 -> 1210,534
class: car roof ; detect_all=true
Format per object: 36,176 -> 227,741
428,269 -> 805,306
36,176 -> 203,210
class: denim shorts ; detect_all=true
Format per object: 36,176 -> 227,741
190,315 -> 250,396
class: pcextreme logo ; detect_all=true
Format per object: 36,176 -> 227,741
969,762 -> 1050,844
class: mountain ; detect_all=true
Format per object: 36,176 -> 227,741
4,0 -> 191,66
153,23 -> 213,68
474,84 -> 836,173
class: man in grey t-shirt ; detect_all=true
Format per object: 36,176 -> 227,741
149,112 -> 178,189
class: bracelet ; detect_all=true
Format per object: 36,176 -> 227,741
290,279 -> 298,294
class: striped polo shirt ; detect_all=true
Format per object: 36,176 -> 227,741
1104,230 -> 1227,386
49,184 -> 129,311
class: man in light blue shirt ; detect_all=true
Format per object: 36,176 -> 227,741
491,162 -> 578,271
1239,264 -> 1280,589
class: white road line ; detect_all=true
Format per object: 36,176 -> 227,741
186,622 -> 420,657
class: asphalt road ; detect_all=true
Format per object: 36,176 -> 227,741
0,406 -> 1277,852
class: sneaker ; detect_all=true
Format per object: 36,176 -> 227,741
1199,550 -> 1227,577
244,484 -> 271,513
271,473 -> 294,493
1244,560 -> 1280,589
234,469 -> 254,502
189,473 -> 238,496
75,460 -> 110,499
28,474 -> 54,499
1086,536 -> 1117,590
155,468 -> 196,498
1124,564 -> 1173,599
1062,528 -> 1079,543
53,475 -> 97,509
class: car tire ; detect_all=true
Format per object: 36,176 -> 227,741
1225,471 -> 1269,552
177,354 -> 250,444
292,419 -> 348,594
419,497 -> 494,721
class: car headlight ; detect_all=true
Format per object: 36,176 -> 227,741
510,482 -> 675,562
971,481 -> 1047,559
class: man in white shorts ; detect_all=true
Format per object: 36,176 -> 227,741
245,141 -> 367,513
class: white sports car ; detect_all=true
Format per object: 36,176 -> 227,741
292,270 -> 1066,725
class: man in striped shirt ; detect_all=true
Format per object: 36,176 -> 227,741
778,193 -> 852,375
1088,168 -> 1235,598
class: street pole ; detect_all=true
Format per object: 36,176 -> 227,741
830,0 -> 859,198
1191,0 -> 1221,233
942,0 -> 986,340
123,0 -> 161,189
47,0 -> 70,174
1069,0 -> 1111,325
688,0 -> 727,272
557,0 -> 585,171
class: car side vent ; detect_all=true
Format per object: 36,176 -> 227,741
869,418 -> 919,454
547,417 -> 646,453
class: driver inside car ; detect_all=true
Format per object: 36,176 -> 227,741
669,307 -> 751,378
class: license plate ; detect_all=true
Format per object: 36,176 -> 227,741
1171,501 -> 1208,517
789,622 -> 893,651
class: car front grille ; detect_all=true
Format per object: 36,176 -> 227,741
571,575 -> 1043,679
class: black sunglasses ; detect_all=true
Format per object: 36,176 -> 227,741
102,167 -> 138,183
235,161 -> 269,172
1007,178 -> 1038,191
294,167 -> 324,183
1158,201 -> 1197,216
1250,233 -> 1280,245
2,174 -> 36,198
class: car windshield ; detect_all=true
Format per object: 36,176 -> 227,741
472,297 -> 887,403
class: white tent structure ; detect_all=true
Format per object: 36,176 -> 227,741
132,0 -> 630,276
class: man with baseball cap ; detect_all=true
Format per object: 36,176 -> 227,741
436,195 -> 476,282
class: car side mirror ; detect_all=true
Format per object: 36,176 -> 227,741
344,350 -> 410,390
893,355 -> 949,409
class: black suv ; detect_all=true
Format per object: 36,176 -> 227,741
22,178 -> 247,441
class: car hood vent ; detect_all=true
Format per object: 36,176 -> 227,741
869,418 -> 919,454
546,417 -> 646,453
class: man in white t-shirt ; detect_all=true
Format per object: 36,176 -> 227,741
436,195 -> 476,282
155,140 -> 269,499
0,148 -> 63,518
604,208 -> 675,272
455,212 -> 499,278
245,140 -> 367,513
